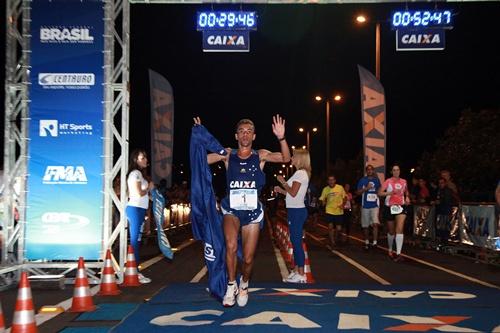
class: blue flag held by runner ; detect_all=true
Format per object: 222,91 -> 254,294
151,188 -> 174,260
190,124 -> 228,301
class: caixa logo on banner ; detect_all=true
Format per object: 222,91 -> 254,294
203,31 -> 250,52
39,119 -> 93,137
43,166 -> 88,185
38,73 -> 95,90
41,212 -> 90,233
40,26 -> 94,44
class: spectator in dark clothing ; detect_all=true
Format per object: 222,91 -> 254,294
434,177 -> 454,244
417,178 -> 431,204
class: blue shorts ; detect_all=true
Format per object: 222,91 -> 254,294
326,213 -> 344,226
220,197 -> 264,227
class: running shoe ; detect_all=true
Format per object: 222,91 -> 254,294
285,273 -> 307,283
286,271 -> 297,280
393,254 -> 404,262
363,244 -> 370,251
138,273 -> 151,284
236,276 -> 249,307
388,251 -> 395,259
222,283 -> 239,307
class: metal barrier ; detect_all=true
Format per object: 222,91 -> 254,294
413,203 -> 499,252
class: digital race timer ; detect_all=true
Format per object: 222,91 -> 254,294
391,10 -> 452,28
197,11 -> 257,30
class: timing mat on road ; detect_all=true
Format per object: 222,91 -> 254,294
110,283 -> 500,332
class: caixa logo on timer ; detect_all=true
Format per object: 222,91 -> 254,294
43,166 -> 88,184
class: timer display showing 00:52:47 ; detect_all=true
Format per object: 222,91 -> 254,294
392,11 -> 452,27
197,12 -> 256,30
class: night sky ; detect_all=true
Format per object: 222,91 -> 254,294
2,2 -> 500,179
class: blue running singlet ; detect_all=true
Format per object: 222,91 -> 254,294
221,150 -> 266,226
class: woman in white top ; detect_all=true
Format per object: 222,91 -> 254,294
126,149 -> 154,284
274,149 -> 311,283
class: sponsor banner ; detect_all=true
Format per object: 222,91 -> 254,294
149,70 -> 174,186
151,189 -> 174,259
202,30 -> 250,52
358,65 -> 386,182
26,0 -> 104,260
396,28 -> 446,51
461,205 -> 496,248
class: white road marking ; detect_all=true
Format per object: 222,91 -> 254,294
191,266 -> 208,283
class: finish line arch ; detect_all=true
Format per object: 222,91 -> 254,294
0,0 -> 485,288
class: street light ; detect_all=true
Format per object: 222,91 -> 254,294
298,127 -> 318,151
315,94 -> 342,175
356,14 -> 381,80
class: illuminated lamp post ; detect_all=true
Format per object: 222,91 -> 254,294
315,94 -> 342,175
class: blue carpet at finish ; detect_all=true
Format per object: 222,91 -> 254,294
76,303 -> 139,321
110,283 -> 500,333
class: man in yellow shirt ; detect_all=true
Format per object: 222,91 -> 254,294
319,175 -> 347,247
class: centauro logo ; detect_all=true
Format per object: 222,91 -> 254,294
38,73 -> 95,88
207,35 -> 245,46
43,166 -> 88,184
401,33 -> 441,45
40,27 -> 94,43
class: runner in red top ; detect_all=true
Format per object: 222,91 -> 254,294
378,164 -> 410,262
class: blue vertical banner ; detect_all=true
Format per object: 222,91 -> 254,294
26,0 -> 105,260
358,65 -> 386,182
149,69 -> 174,187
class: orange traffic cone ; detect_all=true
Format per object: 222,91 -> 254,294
0,299 -> 5,333
98,249 -> 121,296
121,245 -> 140,287
69,257 -> 96,312
303,242 -> 315,283
11,271 -> 37,333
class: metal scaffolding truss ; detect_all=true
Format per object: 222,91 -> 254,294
1,0 -> 130,288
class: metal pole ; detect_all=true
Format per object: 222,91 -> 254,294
375,22 -> 381,80
306,131 -> 310,151
326,99 -> 330,175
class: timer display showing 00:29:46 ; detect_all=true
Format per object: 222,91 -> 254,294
197,12 -> 256,30
392,10 -> 452,27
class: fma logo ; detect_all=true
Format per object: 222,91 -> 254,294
40,26 -> 94,44
39,120 -> 58,137
43,166 -> 88,184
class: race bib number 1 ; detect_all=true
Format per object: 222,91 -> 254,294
367,193 -> 377,202
230,189 -> 258,210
